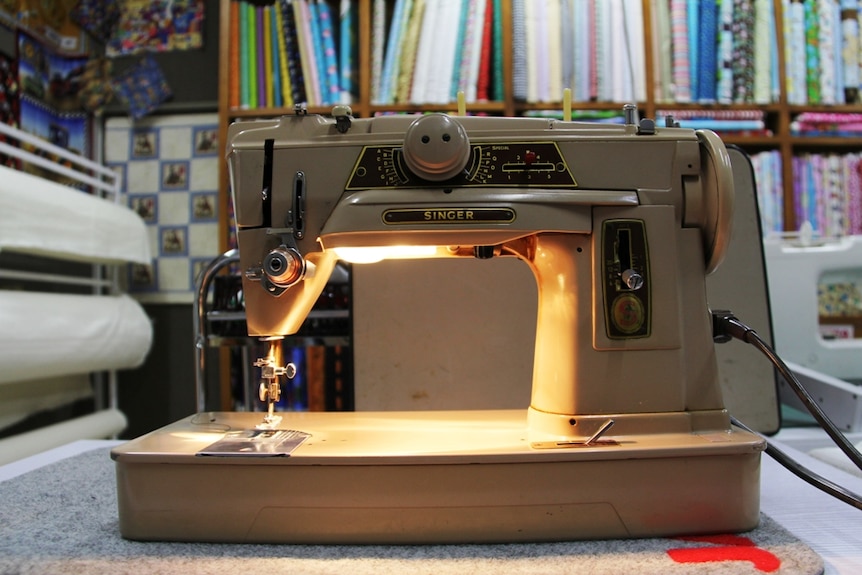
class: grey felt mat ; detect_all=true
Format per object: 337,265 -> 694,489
0,447 -> 823,574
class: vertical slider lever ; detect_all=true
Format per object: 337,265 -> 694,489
617,228 -> 644,290
602,220 -> 650,339
261,139 -> 274,228
290,171 -> 305,240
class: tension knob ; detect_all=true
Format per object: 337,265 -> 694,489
263,246 -> 305,288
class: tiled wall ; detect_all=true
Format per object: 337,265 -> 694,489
105,113 -> 220,303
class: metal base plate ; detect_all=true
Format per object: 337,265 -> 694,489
112,410 -> 764,543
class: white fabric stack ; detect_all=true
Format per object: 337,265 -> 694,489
0,164 -> 150,265
0,156 -> 153,464
0,292 -> 152,385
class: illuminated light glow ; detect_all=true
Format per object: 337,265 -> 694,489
331,245 -> 440,264
172,432 -> 228,442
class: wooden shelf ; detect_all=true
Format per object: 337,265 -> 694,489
720,136 -> 782,148
787,137 -> 862,149
788,104 -> 862,114
227,106 -> 322,118
368,101 -> 509,115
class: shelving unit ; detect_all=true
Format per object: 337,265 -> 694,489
213,0 -> 862,407
217,0 -> 862,240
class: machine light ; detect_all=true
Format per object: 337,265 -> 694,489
331,245 -> 439,264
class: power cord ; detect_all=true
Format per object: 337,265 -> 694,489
732,416 -> 862,510
712,310 -> 862,510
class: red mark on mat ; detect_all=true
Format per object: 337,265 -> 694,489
667,534 -> 781,573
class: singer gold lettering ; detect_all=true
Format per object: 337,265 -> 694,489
424,210 -> 474,220
382,208 -> 516,224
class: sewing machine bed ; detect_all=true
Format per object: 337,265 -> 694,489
112,410 -> 763,544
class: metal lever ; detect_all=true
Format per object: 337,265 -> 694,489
584,419 -> 616,445
530,419 -> 618,450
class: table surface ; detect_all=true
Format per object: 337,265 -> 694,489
2,429 -> 861,575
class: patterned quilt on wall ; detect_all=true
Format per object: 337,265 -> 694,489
105,113 -> 221,303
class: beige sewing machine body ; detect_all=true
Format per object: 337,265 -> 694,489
112,109 -> 765,543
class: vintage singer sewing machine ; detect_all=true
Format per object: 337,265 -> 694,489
112,108 -> 765,543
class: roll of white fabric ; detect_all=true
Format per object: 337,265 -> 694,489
0,374 -> 92,430
0,164 -> 151,265
0,292 -> 153,385
0,409 -> 127,466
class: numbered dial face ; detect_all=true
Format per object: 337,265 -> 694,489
346,140 -> 577,189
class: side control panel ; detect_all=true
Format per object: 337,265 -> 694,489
602,219 -> 650,339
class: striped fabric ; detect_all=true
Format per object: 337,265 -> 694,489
732,0 -> 755,102
511,0 -> 527,101
670,0 -> 691,102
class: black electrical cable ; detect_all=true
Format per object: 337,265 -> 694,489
731,416 -> 862,511
713,310 -> 862,471
712,310 -> 862,510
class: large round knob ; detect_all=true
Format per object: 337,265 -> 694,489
263,246 -> 304,288
402,114 -> 470,181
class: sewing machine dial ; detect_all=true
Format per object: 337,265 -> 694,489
347,141 -> 577,189
377,147 -> 410,186
402,114 -> 471,181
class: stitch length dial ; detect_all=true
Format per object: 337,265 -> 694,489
376,147 -> 409,186
347,142 -> 577,189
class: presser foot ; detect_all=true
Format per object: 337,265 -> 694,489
256,413 -> 283,429
257,383 -> 283,428
254,356 -> 297,429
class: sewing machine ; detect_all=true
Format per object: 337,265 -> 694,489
112,108 -> 765,543
764,232 -> 862,431
764,232 -> 862,381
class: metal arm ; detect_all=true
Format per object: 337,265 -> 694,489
193,249 -> 239,413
